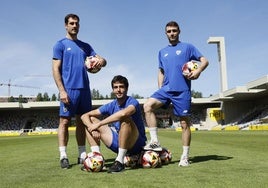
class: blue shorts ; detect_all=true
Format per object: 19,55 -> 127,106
59,89 -> 92,117
108,127 -> 146,155
151,88 -> 191,117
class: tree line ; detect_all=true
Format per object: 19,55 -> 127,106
7,89 -> 202,102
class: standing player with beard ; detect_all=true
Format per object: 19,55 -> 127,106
52,13 -> 106,169
143,21 -> 209,166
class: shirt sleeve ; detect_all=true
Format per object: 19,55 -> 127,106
52,41 -> 64,60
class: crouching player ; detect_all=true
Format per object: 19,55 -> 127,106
81,75 -> 147,173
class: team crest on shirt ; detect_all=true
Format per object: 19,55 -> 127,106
63,106 -> 69,113
176,50 -> 181,55
164,53 -> 168,57
67,47 -> 71,51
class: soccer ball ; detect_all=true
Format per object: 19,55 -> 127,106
85,56 -> 101,74
141,150 -> 161,168
182,61 -> 199,76
83,152 -> 104,172
158,148 -> 172,165
124,154 -> 139,168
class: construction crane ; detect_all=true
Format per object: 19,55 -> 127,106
0,79 -> 39,97
24,74 -> 51,77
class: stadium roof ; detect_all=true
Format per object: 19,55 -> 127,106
210,75 -> 268,101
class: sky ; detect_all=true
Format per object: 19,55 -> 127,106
0,0 -> 267,98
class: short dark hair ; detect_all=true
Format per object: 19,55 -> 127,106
166,21 -> 180,31
64,14 -> 80,24
111,75 -> 129,89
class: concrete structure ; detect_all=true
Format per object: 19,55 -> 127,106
210,75 -> 268,124
208,37 -> 228,93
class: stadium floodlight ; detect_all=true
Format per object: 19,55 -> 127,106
207,37 -> 228,93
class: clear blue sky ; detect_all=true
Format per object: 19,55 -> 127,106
0,0 -> 267,98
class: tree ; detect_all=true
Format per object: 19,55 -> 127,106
43,92 -> 50,101
36,93 -> 43,101
91,89 -> 104,99
191,90 -> 203,98
51,94 -> 57,101
131,93 -> 144,99
18,95 -> 25,103
8,96 -> 15,102
110,92 -> 116,99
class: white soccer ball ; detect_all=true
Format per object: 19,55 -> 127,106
141,150 -> 161,168
182,61 -> 199,76
85,56 -> 101,74
124,154 -> 139,168
158,147 -> 172,165
83,152 -> 104,172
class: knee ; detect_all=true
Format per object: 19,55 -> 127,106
60,118 -> 70,127
120,118 -> 137,132
90,116 -> 100,124
120,120 -> 139,137
120,117 -> 132,127
180,121 -> 188,129
180,117 -> 191,129
80,113 -> 87,121
81,114 -> 99,124
143,102 -> 152,113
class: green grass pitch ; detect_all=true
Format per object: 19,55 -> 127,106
0,130 -> 267,188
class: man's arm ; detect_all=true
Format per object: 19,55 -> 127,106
87,105 -> 136,132
158,68 -> 164,88
52,59 -> 69,104
198,56 -> 209,72
81,109 -> 102,126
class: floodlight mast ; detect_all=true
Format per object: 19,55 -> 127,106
207,37 -> 228,93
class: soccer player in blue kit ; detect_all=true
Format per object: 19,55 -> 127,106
52,14 -> 106,169
81,75 -> 147,173
143,21 -> 209,166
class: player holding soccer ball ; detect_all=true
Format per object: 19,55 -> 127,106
81,75 -> 147,173
143,21 -> 209,167
52,14 -> 106,169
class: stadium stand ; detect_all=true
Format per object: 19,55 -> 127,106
0,75 -> 267,134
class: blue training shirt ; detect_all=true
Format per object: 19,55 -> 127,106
53,38 -> 96,89
99,96 -> 147,141
158,42 -> 203,91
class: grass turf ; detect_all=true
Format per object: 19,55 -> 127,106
0,130 -> 267,188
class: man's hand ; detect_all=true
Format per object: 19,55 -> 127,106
87,122 -> 101,132
90,130 -> 101,140
187,69 -> 201,80
59,90 -> 70,104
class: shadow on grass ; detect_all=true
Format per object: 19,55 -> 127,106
103,158 -> 116,167
70,155 -> 232,169
190,155 -> 233,163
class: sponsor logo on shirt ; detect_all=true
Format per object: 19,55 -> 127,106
183,110 -> 188,114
